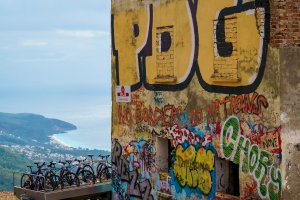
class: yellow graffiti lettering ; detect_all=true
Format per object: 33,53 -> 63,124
113,1 -> 268,90
189,168 -> 198,188
174,145 -> 195,186
174,145 -> 215,195
113,7 -> 149,86
196,148 -> 214,171
198,0 -> 265,86
146,0 -> 194,84
198,168 -> 212,195
196,147 -> 214,194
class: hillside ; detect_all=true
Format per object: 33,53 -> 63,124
0,112 -> 77,145
0,145 -> 109,191
0,112 -> 111,192
0,146 -> 31,191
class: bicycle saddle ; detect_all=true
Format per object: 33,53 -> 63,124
59,160 -> 66,165
98,155 -> 104,160
66,160 -> 72,165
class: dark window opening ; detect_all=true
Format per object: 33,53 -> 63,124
155,137 -> 175,172
216,157 -> 240,197
168,139 -> 175,171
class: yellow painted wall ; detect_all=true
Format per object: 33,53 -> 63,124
111,1 -> 281,200
113,0 -> 266,87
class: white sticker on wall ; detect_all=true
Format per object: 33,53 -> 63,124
116,86 -> 131,102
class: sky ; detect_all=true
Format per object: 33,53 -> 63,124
0,1 -> 111,150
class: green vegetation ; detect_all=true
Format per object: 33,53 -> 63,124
0,146 -> 31,191
0,112 -> 77,144
0,112 -> 110,191
0,145 -> 110,191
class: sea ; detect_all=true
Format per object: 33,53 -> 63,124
54,106 -> 111,151
52,103 -> 112,151
0,90 -> 111,151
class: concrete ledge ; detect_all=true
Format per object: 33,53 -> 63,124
14,182 -> 111,200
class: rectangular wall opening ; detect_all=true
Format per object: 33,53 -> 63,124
215,157 -> 240,197
155,136 -> 174,172
155,137 -> 174,198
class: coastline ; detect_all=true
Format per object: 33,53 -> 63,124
49,129 -> 111,151
49,134 -> 72,148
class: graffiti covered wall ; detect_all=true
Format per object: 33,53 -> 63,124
111,0 -> 283,199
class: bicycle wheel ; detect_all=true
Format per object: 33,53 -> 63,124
34,176 -> 45,191
82,164 -> 95,175
62,172 -> 80,187
96,162 -> 106,174
96,163 -> 106,182
45,172 -> 64,191
51,174 -> 64,190
78,169 -> 95,185
20,174 -> 34,190
98,167 -> 111,183
45,171 -> 53,190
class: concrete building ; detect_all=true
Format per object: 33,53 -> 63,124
111,0 -> 300,199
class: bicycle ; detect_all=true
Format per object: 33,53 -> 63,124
20,161 -> 46,191
33,162 -> 46,191
97,155 -> 112,182
82,154 -> 102,182
58,160 -> 80,188
20,165 -> 35,190
44,161 -> 64,191
74,158 -> 95,185
96,155 -> 106,177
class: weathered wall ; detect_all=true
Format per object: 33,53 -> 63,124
280,48 -> 300,199
270,0 -> 300,47
111,0 -> 298,199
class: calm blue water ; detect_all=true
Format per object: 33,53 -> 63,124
55,111 -> 111,151
53,104 -> 111,151
0,91 -> 112,151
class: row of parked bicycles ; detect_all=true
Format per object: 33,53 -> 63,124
20,154 -> 112,192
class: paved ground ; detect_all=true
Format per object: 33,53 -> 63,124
0,192 -> 18,200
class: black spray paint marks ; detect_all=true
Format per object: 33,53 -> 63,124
111,0 -> 270,94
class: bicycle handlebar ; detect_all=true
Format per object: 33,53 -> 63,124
59,160 -> 66,165
34,162 -> 46,169
87,154 -> 94,161
99,155 -> 110,160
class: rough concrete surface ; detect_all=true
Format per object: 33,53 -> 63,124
281,47 -> 300,199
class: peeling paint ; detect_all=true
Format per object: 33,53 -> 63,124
109,0 -> 300,199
